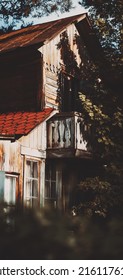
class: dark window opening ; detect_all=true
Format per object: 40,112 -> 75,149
61,73 -> 82,112
45,163 -> 57,208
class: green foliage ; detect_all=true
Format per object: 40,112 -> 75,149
57,27 -> 123,190
79,92 -> 113,147
0,0 -> 73,31
72,176 -> 117,218
72,177 -> 113,218
79,0 -> 123,93
78,83 -> 123,213
79,0 -> 122,50
79,90 -> 123,187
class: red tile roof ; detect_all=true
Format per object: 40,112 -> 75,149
0,108 -> 54,136
0,14 -> 87,53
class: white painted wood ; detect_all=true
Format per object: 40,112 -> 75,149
21,146 -> 46,158
40,159 -> 45,207
47,114 -> 88,151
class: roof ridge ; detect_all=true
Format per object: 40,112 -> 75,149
20,19 -> 62,47
0,13 -> 86,43
0,13 -> 87,53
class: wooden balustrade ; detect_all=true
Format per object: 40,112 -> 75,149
47,113 -> 89,154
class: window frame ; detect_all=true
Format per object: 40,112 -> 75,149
0,171 -> 19,206
45,163 -> 57,207
61,72 -> 79,112
24,157 -> 40,208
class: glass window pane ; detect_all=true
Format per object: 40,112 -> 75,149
51,182 -> 56,198
45,164 -> 50,180
25,179 -> 32,198
26,160 -> 31,177
45,181 -> 50,197
26,160 -> 38,179
32,162 -> 38,178
45,164 -> 56,201
32,180 -> 38,197
51,165 -> 56,180
0,171 -> 5,200
25,160 -> 39,208
4,177 -> 16,204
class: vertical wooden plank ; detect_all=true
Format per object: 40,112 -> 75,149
47,121 -> 52,148
0,171 -> 5,201
71,116 -> 74,148
37,124 -> 41,150
53,120 -> 59,148
30,130 -> 34,148
0,142 -> 5,170
64,118 -> 71,148
34,127 -> 38,149
42,121 -> 47,151
23,155 -> 26,207
74,115 -> 77,149
58,120 -> 64,148
76,118 -> 80,150
40,159 -> 45,207
42,47 -> 47,109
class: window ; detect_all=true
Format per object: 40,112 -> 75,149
45,163 -> 57,208
61,73 -> 79,112
0,171 -> 18,205
61,72 -> 84,112
24,160 -> 39,208
4,175 -> 16,205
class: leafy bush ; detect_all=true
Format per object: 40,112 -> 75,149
72,177 -> 112,218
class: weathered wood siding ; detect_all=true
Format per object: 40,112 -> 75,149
0,120 -> 48,203
0,141 -> 21,173
39,24 -> 82,109
19,111 -> 57,157
0,140 -> 23,198
19,122 -> 46,159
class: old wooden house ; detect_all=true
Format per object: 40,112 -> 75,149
0,13 -> 102,211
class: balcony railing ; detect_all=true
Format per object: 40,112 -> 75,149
47,112 -> 91,158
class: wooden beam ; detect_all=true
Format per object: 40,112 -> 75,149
21,146 -> 46,158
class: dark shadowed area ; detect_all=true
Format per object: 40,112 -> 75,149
0,204 -> 123,260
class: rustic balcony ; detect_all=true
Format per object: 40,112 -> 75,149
46,112 -> 92,158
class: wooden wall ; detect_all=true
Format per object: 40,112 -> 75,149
0,48 -> 42,112
0,140 -> 23,198
39,23 -> 82,109
0,140 -> 21,173
19,120 -> 47,160
0,120 -> 48,204
0,23 -> 90,113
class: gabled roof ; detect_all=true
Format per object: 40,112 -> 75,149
0,108 -> 54,137
0,13 -> 89,53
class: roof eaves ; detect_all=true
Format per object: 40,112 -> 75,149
0,135 -> 15,141
0,13 -> 88,54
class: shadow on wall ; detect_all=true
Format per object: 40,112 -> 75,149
56,30 -> 101,111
